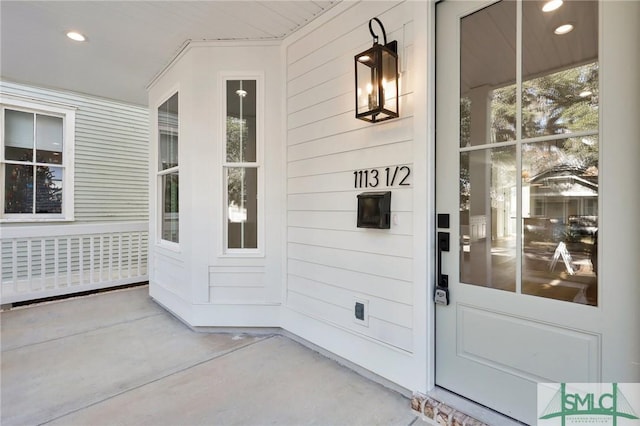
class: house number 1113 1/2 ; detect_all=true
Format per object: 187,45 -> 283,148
353,166 -> 411,188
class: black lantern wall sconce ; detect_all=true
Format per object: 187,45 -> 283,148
354,18 -> 399,123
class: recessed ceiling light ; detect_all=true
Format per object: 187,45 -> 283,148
542,0 -> 563,13
554,23 -> 574,35
66,31 -> 86,42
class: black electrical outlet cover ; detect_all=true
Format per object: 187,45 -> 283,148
355,302 -> 365,320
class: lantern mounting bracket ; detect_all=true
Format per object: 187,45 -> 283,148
368,17 -> 397,54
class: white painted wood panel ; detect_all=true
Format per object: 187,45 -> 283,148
288,274 -> 412,328
288,91 -> 352,130
288,72 -> 351,115
209,266 -> 265,287
288,189 -> 412,212
288,242 -> 413,284
288,117 -> 412,161
458,304 -> 600,382
287,258 -> 412,305
285,0 -> 418,357
288,172 -> 415,208
287,2 -> 410,79
152,253 -> 185,296
287,96 -> 412,146
288,227 -> 412,258
209,287 -> 267,303
287,290 -> 412,351
287,210 -> 413,235
288,141 -> 412,177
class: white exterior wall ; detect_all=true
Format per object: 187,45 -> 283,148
0,81 -> 149,223
147,1 -> 433,393
281,1 -> 432,392
148,43 -> 284,326
1,81 -> 149,303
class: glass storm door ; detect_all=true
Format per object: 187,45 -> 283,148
435,1 -> 640,423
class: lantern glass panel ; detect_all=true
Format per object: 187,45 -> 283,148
381,49 -> 398,115
356,48 -> 379,116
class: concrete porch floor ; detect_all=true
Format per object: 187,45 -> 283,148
1,285 -> 419,426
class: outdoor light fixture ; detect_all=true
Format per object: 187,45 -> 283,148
554,23 -> 574,35
354,17 -> 399,123
542,0 -> 563,12
66,31 -> 86,42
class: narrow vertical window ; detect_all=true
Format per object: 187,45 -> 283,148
224,79 -> 259,250
157,93 -> 179,243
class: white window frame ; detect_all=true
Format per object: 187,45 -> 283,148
220,73 -> 265,256
0,94 -> 75,222
156,90 -> 180,249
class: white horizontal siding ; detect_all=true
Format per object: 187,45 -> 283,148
0,80 -> 149,223
209,266 -> 266,303
288,189 -> 412,212
285,1 -> 415,351
288,210 -> 413,235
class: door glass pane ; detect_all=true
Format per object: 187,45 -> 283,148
158,93 -> 179,170
460,146 -> 516,291
36,114 -> 63,164
226,80 -> 256,163
4,109 -> 34,161
521,0 -> 598,305
522,138 -> 598,305
227,167 -> 257,249
161,172 -> 179,243
4,164 -> 33,213
522,0 -> 598,138
35,166 -> 62,213
460,0 -> 516,147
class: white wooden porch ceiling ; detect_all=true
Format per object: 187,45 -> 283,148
460,0 -> 598,95
0,1 -> 338,106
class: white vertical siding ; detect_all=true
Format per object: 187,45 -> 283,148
285,1 -> 416,352
0,80 -> 149,222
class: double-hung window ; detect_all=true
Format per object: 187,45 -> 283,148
1,97 -> 75,221
157,92 -> 179,244
223,78 -> 262,252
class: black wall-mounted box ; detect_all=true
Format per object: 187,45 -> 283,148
357,191 -> 391,229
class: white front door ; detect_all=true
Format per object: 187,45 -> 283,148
434,1 -> 640,423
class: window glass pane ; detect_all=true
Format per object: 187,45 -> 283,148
36,114 -> 63,164
460,0 -> 516,147
460,146 -> 516,291
35,166 -> 62,213
227,167 -> 257,249
522,1 -> 598,138
5,109 -> 34,161
161,172 -> 179,243
522,138 -> 598,306
226,80 -> 256,163
4,164 -> 33,213
158,93 -> 178,170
